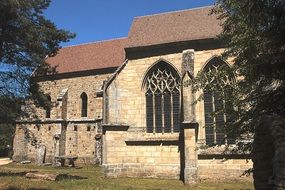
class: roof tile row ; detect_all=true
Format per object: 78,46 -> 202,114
47,6 -> 221,74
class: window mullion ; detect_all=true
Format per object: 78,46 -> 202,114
162,93 -> 164,134
170,93 -> 174,133
212,92 -> 216,144
152,93 -> 155,134
222,90 -> 228,145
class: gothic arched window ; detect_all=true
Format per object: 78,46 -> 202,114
45,95 -> 51,118
144,61 -> 181,133
203,57 -> 235,145
81,92 -> 88,117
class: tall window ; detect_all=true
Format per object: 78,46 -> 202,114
203,57 -> 235,145
45,95 -> 51,118
81,92 -> 88,117
144,61 -> 181,133
204,90 -> 226,145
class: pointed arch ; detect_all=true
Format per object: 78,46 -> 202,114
80,92 -> 88,117
143,59 -> 181,133
142,59 -> 181,89
182,71 -> 193,80
182,71 -> 194,88
202,56 -> 235,145
202,55 -> 231,72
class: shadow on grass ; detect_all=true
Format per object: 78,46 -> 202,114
57,174 -> 87,180
0,172 -> 27,177
5,187 -> 50,190
0,171 -> 87,180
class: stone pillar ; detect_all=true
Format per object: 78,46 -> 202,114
56,88 -> 68,120
182,49 -> 194,77
183,122 -> 198,185
53,133 -> 61,160
36,145 -> 46,165
182,49 -> 195,122
95,134 -> 102,165
59,124 -> 66,156
13,125 -> 28,162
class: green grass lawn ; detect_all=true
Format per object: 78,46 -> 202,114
0,163 -> 253,190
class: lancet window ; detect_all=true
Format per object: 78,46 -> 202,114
81,92 -> 88,117
45,95 -> 51,118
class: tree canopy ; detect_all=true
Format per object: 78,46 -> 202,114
0,0 -> 75,122
194,0 -> 285,140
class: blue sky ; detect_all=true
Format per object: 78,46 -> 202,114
44,0 -> 215,47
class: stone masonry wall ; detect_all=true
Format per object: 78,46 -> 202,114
103,130 -> 180,179
14,73 -> 110,164
65,123 -> 101,164
104,48 -> 247,179
198,158 -> 252,180
13,123 -> 58,163
38,74 -> 110,120
107,48 -> 230,143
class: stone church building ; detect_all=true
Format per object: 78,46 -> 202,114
13,6 -> 252,182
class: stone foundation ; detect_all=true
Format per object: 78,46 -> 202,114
198,158 -> 252,180
103,163 -> 180,179
102,158 -> 252,180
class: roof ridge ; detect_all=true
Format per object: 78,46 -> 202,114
62,37 -> 127,49
133,5 -> 214,19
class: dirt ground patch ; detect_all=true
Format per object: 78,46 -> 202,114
0,158 -> 12,166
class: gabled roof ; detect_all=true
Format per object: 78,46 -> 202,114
46,38 -> 127,74
46,6 -> 222,75
126,6 -> 222,48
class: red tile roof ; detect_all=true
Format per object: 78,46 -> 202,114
126,6 -> 222,48
46,6 -> 222,74
46,38 -> 127,74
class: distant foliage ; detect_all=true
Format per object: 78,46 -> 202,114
0,123 -> 15,155
0,0 -> 75,121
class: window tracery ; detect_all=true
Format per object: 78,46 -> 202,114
203,57 -> 235,145
144,62 -> 181,133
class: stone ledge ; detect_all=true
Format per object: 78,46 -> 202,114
126,132 -> 179,140
16,118 -> 102,124
102,123 -> 129,133
198,154 -> 251,159
125,137 -> 179,142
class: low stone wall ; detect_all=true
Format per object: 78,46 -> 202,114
102,163 -> 180,179
198,158 -> 253,180
102,158 -> 253,180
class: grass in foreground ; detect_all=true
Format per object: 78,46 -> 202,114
0,163 -> 253,190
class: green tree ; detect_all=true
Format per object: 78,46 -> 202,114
0,0 -> 75,123
0,96 -> 20,157
194,0 -> 285,139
